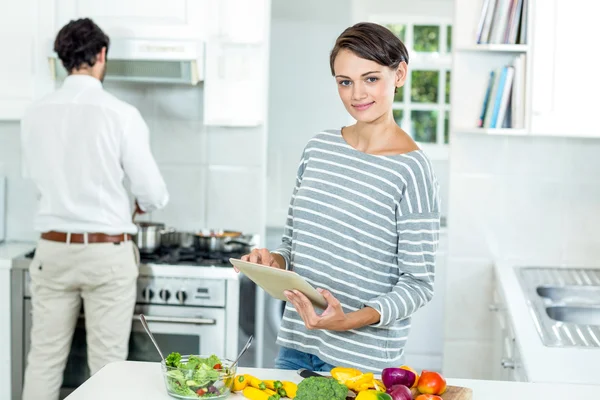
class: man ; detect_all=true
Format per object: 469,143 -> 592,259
20,18 -> 169,400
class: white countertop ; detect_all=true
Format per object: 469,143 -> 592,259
65,361 -> 599,400
0,241 -> 35,269
494,262 -> 600,385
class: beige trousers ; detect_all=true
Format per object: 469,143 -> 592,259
22,239 -> 139,400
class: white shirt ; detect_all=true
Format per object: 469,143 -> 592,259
21,75 -> 169,235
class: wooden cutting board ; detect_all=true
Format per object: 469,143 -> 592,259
440,385 -> 473,400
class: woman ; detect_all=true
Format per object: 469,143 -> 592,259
241,22 -> 440,372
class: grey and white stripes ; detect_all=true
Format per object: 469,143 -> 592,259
273,130 -> 441,372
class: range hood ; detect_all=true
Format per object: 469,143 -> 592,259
48,38 -> 205,85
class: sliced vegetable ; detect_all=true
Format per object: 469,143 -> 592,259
331,367 -> 363,383
345,372 -> 375,392
381,368 -> 417,389
373,379 -> 386,392
386,384 -> 412,400
399,366 -> 419,388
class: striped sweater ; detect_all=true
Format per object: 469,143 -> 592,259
273,130 -> 441,372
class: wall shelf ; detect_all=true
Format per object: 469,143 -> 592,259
456,44 -> 529,53
454,127 -> 528,136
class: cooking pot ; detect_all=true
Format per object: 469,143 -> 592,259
133,221 -> 166,254
161,229 -> 195,248
194,229 -> 254,252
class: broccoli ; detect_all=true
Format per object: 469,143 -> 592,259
165,352 -> 182,368
295,376 -> 348,400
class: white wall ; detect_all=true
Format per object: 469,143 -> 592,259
266,0 -> 352,227
0,82 -> 267,241
443,134 -> 600,379
0,122 -> 38,241
352,0 -> 454,20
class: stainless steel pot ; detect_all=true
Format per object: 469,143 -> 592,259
162,229 -> 195,248
193,229 -> 254,252
133,222 -> 166,254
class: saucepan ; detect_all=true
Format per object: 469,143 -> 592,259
161,229 -> 195,248
194,229 -> 254,252
133,221 -> 167,254
131,209 -> 170,254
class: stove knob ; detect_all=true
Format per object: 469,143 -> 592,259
141,287 -> 154,301
159,289 -> 171,302
176,290 -> 188,304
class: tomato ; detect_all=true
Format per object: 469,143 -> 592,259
196,388 -> 206,396
213,363 -> 222,370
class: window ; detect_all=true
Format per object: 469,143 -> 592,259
371,17 -> 453,159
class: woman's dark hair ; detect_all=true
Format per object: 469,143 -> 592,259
54,18 -> 110,73
329,22 -> 409,76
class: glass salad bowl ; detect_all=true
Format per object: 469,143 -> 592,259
161,354 -> 236,399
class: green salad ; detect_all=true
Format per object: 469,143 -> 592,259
164,352 -> 231,398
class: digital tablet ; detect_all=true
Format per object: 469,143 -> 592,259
229,258 -> 328,309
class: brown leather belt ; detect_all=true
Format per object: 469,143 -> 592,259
41,231 -> 132,244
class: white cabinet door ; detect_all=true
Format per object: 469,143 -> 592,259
530,0 -> 600,137
0,0 -> 55,120
203,42 -> 266,126
56,0 -> 210,40
209,0 -> 270,43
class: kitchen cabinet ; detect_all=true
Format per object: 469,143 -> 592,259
210,0 -> 270,44
56,0 -> 211,40
203,42 -> 267,126
0,0 -> 55,120
530,0 -> 600,137
490,281 -> 529,382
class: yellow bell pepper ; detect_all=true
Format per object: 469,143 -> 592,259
232,374 -> 248,391
372,379 -> 386,392
345,372 -> 375,392
355,390 -> 393,400
331,366 -> 363,384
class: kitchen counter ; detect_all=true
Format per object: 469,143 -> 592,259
65,361 -> 599,400
494,262 -> 600,385
0,241 -> 35,269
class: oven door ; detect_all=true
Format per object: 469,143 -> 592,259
24,300 -> 225,398
129,304 -> 226,361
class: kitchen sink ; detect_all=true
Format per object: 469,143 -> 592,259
537,285 -> 600,305
546,306 -> 600,326
517,267 -> 600,348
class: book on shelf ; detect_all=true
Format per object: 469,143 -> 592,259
477,54 -> 526,129
476,0 -> 527,45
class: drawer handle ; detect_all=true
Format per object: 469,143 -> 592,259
133,315 -> 216,325
501,359 -> 515,369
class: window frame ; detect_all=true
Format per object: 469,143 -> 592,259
368,15 -> 453,160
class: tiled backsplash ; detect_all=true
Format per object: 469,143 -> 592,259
0,82 -> 267,241
443,133 -> 600,379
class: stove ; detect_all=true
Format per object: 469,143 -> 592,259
139,245 -> 246,267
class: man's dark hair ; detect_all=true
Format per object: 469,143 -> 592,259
54,18 -> 110,73
329,22 -> 409,76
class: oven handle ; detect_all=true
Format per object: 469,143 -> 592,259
133,314 -> 216,325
